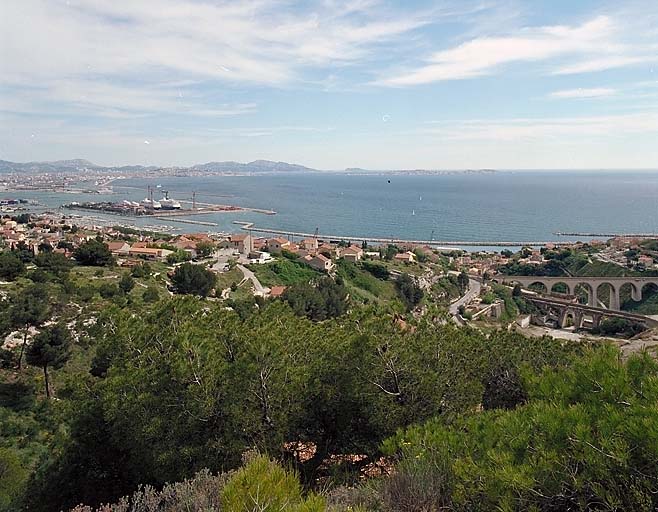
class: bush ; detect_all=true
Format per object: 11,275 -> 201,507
118,273 -> 135,294
281,277 -> 348,321
69,469 -> 226,512
166,250 -> 191,265
99,283 -> 119,299
361,261 -> 390,280
131,263 -> 151,278
395,274 -> 423,311
142,286 -> 160,303
34,251 -> 73,275
221,454 -> 325,512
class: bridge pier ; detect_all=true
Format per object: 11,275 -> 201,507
591,313 -> 602,329
631,285 -> 642,302
609,287 -> 620,310
559,309 -> 584,329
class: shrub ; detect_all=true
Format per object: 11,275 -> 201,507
221,454 -> 325,512
99,283 -> 119,299
69,469 -> 226,512
361,261 -> 390,280
142,286 -> 160,303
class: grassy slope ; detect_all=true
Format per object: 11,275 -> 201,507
248,259 -> 319,287
336,260 -> 397,304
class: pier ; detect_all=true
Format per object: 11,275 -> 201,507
235,222 -> 563,247
154,217 -> 218,226
555,232 -> 658,238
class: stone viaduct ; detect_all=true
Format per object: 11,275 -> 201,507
521,294 -> 658,330
498,276 -> 658,311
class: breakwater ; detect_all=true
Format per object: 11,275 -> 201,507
235,222 -> 564,247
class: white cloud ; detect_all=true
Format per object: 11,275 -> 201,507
422,113 -> 658,141
549,88 -> 616,99
553,55 -> 658,75
377,14 -> 655,86
0,0 -> 430,87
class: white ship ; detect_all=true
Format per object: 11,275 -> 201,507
141,198 -> 161,209
142,185 -> 162,209
158,190 -> 181,210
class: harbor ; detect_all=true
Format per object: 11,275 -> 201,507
62,186 -> 276,220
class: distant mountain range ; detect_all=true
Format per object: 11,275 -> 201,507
0,158 -> 317,174
0,158 -> 497,175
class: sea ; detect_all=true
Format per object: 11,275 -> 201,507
9,171 -> 658,251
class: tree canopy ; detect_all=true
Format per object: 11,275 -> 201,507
73,239 -> 113,266
0,251 -> 25,281
170,262 -> 217,296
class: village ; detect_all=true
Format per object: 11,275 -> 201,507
3,210 -> 658,324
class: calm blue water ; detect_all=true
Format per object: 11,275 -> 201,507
12,171 -> 658,246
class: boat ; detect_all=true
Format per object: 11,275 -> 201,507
141,185 -> 162,210
141,198 -> 162,209
158,190 -> 181,210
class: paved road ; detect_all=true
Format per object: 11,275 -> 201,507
449,278 -> 481,316
237,264 -> 269,296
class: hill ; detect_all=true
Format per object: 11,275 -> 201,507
0,158 -> 318,174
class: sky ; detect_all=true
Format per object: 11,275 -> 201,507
1,0 -> 658,170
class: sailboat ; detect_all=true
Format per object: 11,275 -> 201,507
412,210 -> 415,216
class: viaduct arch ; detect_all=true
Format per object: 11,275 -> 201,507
500,276 -> 658,311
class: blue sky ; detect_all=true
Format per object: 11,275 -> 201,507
1,0 -> 657,169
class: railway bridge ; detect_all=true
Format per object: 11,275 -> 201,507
521,294 -> 658,330
499,276 -> 658,311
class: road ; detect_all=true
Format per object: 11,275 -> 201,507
449,278 -> 481,316
237,264 -> 269,296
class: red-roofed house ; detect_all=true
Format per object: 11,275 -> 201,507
303,253 -> 334,272
341,245 -> 363,262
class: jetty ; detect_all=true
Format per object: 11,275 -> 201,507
154,217 -> 218,226
235,222 -> 564,247
555,232 -> 658,238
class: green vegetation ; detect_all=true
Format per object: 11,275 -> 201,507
0,252 -> 26,281
73,239 -> 114,267
592,317 -> 645,338
395,273 -> 424,311
281,276 -> 348,320
166,249 -> 191,264
25,323 -> 71,398
4,240 -> 658,512
221,455 -> 324,512
384,347 -> 658,511
248,258 -> 319,286
170,262 -> 216,296
336,260 -> 397,302
214,267 -> 243,291
5,295 -> 580,511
